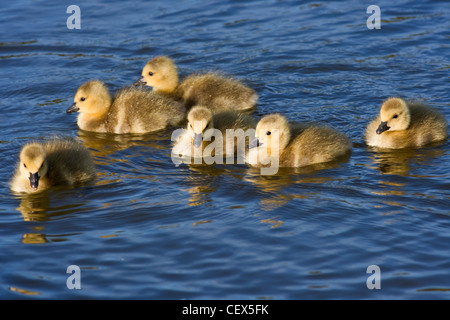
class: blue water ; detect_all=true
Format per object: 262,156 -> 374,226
0,0 -> 449,300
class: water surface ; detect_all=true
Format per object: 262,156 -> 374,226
0,0 -> 449,299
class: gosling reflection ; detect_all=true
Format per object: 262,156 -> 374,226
182,164 -> 227,207
76,129 -> 173,160
14,192 -> 51,243
21,233 -> 49,244
15,192 -> 50,222
176,149 -> 349,216
186,185 -> 215,207
260,216 -> 284,228
369,179 -> 410,218
245,169 -> 310,212
368,145 -> 445,176
244,159 -> 347,212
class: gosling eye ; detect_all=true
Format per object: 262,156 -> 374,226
148,72 -> 154,76
393,114 -> 398,119
23,163 -> 27,169
266,131 -> 271,136
80,97 -> 86,101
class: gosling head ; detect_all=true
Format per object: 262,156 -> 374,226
134,56 -> 179,93
19,143 -> 49,191
67,80 -> 111,116
187,106 -> 214,148
250,113 -> 291,153
376,97 -> 411,135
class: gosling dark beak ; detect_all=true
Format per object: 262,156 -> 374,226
193,133 -> 203,148
66,103 -> 79,114
133,76 -> 146,86
249,137 -> 261,149
29,172 -> 40,190
376,121 -> 390,135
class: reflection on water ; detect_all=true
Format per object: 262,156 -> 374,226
367,145 -> 446,176
373,180 -> 406,208
14,183 -> 97,221
76,129 -> 172,160
185,185 -> 215,207
366,143 -> 449,220
9,286 -> 41,296
179,156 -> 350,212
243,159 -> 349,211
77,129 -> 178,186
181,163 -> 232,207
260,217 -> 283,228
14,188 -> 94,244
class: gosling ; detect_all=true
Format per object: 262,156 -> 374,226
365,97 -> 448,149
10,138 -> 96,194
172,105 -> 256,159
67,80 -> 186,134
134,56 -> 258,112
247,113 -> 352,168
